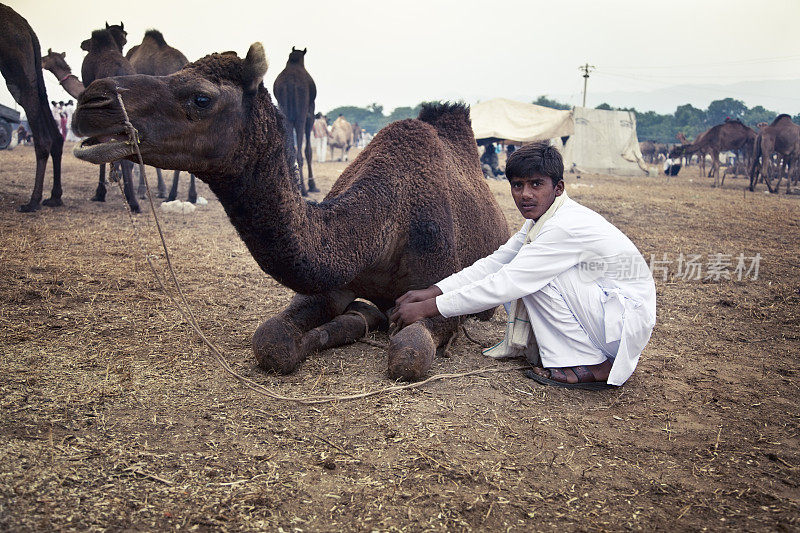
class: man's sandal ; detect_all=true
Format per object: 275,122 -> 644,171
524,366 -> 616,391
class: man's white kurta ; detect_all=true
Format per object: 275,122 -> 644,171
434,197 -> 656,386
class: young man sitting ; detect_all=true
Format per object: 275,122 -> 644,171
391,141 -> 656,389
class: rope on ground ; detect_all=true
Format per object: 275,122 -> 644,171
113,92 -> 527,405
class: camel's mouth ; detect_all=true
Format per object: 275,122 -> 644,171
73,131 -> 137,164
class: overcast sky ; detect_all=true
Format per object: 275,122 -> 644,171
3,0 -> 799,117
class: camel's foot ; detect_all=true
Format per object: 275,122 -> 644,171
91,191 -> 106,202
307,180 -> 320,193
157,190 -> 167,199
387,322 -> 436,381
137,186 -> 147,199
188,192 -> 198,204
128,203 -> 142,214
42,197 -> 63,207
253,317 -> 305,374
18,202 -> 40,213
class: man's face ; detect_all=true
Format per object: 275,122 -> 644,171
510,173 -> 565,220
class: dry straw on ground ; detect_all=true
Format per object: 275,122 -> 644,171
1,144 -> 798,531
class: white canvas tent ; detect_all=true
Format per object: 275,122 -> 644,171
470,98 -> 574,143
470,99 -> 650,177
561,107 -> 649,176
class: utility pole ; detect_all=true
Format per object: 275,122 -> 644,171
579,63 -> 595,108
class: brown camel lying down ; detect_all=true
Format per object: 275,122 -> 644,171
72,43 -> 509,381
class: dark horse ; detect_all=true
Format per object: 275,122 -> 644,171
273,47 -> 317,196
0,4 -> 64,212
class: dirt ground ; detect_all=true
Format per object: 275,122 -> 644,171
0,143 -> 798,532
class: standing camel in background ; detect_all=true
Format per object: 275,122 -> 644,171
675,132 -> 710,175
126,29 -> 197,202
42,47 -> 141,211
0,4 -> 64,212
41,50 -> 84,99
81,28 -> 141,212
273,47 -> 317,195
749,114 -> 800,194
328,115 -> 353,161
676,122 -> 755,187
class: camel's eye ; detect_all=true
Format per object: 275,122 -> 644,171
193,95 -> 212,108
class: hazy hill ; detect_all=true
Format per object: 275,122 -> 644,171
561,79 -> 800,115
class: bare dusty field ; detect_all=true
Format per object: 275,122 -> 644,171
1,143 -> 799,531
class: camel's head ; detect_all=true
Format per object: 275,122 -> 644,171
42,49 -> 68,72
105,21 -> 127,51
287,47 -> 306,64
73,43 -> 269,176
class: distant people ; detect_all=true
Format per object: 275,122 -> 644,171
50,101 -> 61,124
63,100 -> 78,141
312,112 -> 329,163
58,101 -> 67,139
16,124 -> 32,145
352,121 -> 363,148
506,144 -> 517,156
480,142 -> 505,180
663,157 -> 681,176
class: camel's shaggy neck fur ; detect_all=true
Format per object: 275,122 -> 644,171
186,54 -> 363,294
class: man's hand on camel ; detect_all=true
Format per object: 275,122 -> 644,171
395,285 -> 442,306
390,298 -> 441,330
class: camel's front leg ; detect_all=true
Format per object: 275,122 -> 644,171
298,300 -> 389,355
387,316 -> 460,381
252,289 -> 355,374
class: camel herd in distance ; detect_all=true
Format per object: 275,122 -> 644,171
640,115 -> 800,194
1,2 -> 798,216
0,5 -> 362,211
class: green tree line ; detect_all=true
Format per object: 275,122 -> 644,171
327,97 -> 800,142
323,103 -> 422,134
546,96 -> 800,144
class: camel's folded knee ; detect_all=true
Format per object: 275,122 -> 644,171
387,322 -> 436,381
252,317 -> 304,374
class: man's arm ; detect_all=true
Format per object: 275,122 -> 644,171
436,225 -> 584,318
434,222 -> 529,294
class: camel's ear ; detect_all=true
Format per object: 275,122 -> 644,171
292,46 -> 296,52
105,22 -> 110,29
120,22 -> 124,30
60,52 -> 66,58
243,43 -> 268,94
48,48 -> 52,54
302,48 -> 307,54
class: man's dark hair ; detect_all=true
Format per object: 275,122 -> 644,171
505,140 -> 564,186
